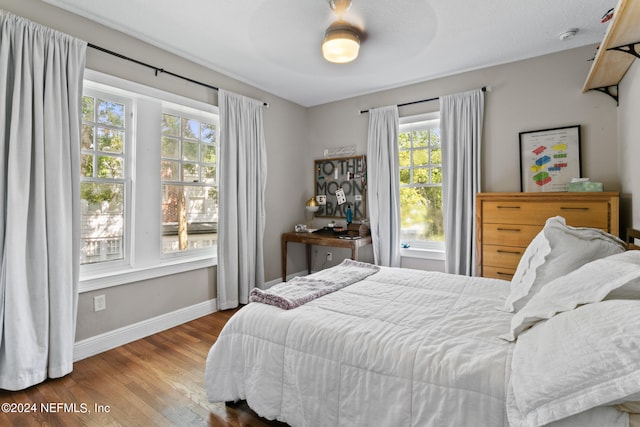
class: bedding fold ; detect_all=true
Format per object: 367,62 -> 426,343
249,259 -> 380,309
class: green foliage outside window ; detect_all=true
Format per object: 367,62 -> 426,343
399,127 -> 444,243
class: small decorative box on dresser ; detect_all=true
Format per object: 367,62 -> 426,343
475,192 -> 619,280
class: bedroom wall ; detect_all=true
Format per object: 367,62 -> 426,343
617,60 -> 640,235
305,44 -> 619,271
0,0 -> 309,343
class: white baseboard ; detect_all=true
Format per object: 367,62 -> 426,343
73,298 -> 218,362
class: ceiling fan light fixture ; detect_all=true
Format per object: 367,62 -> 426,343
322,21 -> 361,63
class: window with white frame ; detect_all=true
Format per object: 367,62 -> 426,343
398,112 -> 444,250
161,112 -> 218,254
80,70 -> 219,291
80,90 -> 129,265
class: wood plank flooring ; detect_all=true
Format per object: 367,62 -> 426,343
0,308 -> 288,426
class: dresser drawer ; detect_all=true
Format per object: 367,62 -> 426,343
482,223 -> 541,247
482,244 -> 525,269
482,201 -> 609,229
482,266 -> 515,281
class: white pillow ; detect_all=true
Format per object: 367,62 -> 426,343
504,216 -> 625,312
508,300 -> 640,427
503,250 -> 640,341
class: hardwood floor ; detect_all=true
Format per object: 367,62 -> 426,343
0,308 -> 288,426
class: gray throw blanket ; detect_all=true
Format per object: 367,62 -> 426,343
249,259 -> 380,310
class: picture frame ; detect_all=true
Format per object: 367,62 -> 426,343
519,125 -> 581,192
314,155 -> 367,219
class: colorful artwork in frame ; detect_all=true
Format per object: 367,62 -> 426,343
519,125 -> 581,192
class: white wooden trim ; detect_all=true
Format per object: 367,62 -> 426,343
73,298 -> 217,361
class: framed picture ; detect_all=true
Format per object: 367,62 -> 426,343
519,125 -> 581,192
314,155 -> 367,219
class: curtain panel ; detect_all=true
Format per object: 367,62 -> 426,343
0,10 -> 86,390
216,89 -> 267,310
440,89 -> 484,276
366,105 -> 401,267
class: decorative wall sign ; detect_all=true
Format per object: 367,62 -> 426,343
314,155 -> 366,219
519,125 -> 581,192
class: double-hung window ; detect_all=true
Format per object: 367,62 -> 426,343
398,112 -> 444,254
80,90 -> 130,266
161,111 -> 218,254
80,70 -> 219,291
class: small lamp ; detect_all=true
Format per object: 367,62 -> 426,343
306,197 -> 320,228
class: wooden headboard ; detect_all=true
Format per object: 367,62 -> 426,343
626,228 -> 640,250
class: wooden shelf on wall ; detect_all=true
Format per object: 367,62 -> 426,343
582,0 -> 640,95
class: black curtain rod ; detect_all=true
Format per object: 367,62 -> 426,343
359,86 -> 487,114
87,43 -> 268,106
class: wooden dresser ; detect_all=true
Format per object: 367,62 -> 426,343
476,192 -> 619,279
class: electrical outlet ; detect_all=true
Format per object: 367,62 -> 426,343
327,252 -> 332,261
94,294 -> 106,312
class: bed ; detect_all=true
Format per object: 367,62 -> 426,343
205,217 -> 640,426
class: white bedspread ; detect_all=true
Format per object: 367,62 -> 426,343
205,267 -> 627,427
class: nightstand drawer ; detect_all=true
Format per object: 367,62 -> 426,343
482,223 -> 541,247
482,244 -> 524,269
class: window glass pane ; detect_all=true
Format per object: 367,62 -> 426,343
183,162 -> 199,182
97,155 -> 124,179
202,166 -> 216,184
431,167 -> 442,184
414,167 -> 429,184
398,132 -> 411,149
182,118 -> 199,140
82,125 -> 94,150
97,99 -> 124,127
162,114 -> 180,136
413,148 -> 429,166
400,186 -> 443,243
80,182 -> 125,264
202,144 -> 216,164
399,168 -> 410,185
398,150 -> 410,168
161,137 -> 180,159
82,96 -> 94,122
183,141 -> 199,162
430,147 -> 441,164
161,160 -> 180,181
81,154 -> 93,177
201,122 -> 216,143
162,184 -> 217,253
97,128 -> 124,153
413,130 -> 429,147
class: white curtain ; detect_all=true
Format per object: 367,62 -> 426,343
0,11 -> 86,390
367,106 -> 401,267
217,89 -> 267,310
440,89 -> 484,276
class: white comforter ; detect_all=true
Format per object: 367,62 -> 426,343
205,267 -> 627,427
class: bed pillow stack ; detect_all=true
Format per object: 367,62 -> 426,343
503,216 -> 625,312
504,239 -> 640,427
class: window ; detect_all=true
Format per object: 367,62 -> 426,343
398,113 -> 444,251
80,91 -> 129,265
161,112 -> 218,254
80,70 -> 218,291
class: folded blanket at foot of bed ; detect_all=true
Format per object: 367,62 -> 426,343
249,259 -> 380,310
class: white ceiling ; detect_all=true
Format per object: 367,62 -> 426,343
43,0 -> 616,107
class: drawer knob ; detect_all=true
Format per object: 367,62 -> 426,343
560,207 -> 590,211
497,227 -> 521,232
496,205 -> 521,209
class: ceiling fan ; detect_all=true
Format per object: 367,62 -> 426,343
321,0 -> 364,63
